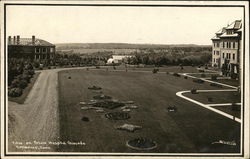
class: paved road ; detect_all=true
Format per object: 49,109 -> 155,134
8,69 -> 60,152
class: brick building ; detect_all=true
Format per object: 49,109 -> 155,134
8,35 -> 55,60
211,20 -> 242,77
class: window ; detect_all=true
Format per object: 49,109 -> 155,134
42,48 -> 47,53
233,54 -> 235,60
217,51 -> 219,55
226,42 -> 228,48
223,53 -> 225,58
226,53 -> 228,59
223,42 -> 225,48
233,42 -> 235,48
217,43 -> 219,47
35,48 -> 40,53
50,48 -> 54,52
214,43 -> 216,47
229,53 -> 231,59
229,42 -> 231,48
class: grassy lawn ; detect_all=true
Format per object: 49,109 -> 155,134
212,79 -> 240,87
8,72 -> 40,104
58,67 -> 240,153
185,91 -> 241,104
213,106 -> 241,119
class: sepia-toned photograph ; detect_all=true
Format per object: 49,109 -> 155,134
0,1 -> 249,158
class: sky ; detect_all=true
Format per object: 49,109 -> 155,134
6,5 -> 243,45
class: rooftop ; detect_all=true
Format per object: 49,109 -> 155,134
8,37 -> 54,47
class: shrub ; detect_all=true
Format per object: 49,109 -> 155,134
11,79 -> 20,88
173,72 -> 181,77
18,80 -> 28,89
191,88 -> 198,94
20,74 -> 31,83
8,88 -> 22,97
152,68 -> 159,74
211,75 -> 218,80
193,79 -> 204,84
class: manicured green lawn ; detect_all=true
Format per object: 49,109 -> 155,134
58,67 -> 240,153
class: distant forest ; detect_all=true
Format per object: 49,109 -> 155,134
55,43 -> 212,66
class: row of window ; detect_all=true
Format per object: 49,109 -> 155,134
213,51 -> 219,55
213,41 -> 238,49
35,47 -> 54,53
222,53 -> 236,60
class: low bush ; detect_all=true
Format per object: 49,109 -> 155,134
193,79 -> 204,84
173,72 -> 181,77
18,80 -> 28,89
191,88 -> 198,94
8,88 -> 22,97
152,68 -> 159,74
11,79 -> 20,88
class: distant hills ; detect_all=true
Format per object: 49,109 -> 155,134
55,43 -> 211,50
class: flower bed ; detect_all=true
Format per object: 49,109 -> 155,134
126,137 -> 157,150
92,101 -> 125,109
105,112 -> 130,120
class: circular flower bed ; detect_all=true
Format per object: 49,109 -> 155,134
126,137 -> 157,150
105,112 -> 130,120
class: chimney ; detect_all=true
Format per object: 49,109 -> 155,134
8,36 -> 11,44
13,36 -> 16,45
32,35 -> 35,45
17,35 -> 20,45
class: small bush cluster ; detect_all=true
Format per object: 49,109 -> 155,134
152,68 -> 159,74
191,88 -> 198,94
8,88 -> 23,97
193,79 -> 204,84
8,69 -> 35,97
173,72 -> 181,77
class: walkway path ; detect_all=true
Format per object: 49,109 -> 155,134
176,69 -> 241,123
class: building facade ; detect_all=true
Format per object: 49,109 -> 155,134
211,20 -> 242,78
8,35 -> 55,60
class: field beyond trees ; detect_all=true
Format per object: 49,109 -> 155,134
58,66 -> 240,153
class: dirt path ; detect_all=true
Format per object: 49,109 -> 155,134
8,69 -> 61,152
